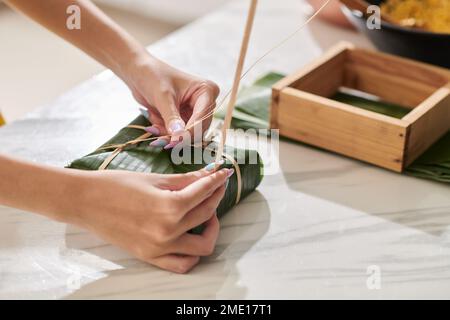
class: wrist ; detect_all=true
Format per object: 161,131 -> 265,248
116,50 -> 160,85
28,166 -> 89,226
0,155 -> 86,225
55,169 -> 94,227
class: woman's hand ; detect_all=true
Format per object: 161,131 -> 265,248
5,0 -> 220,148
2,0 -> 226,274
70,168 -> 231,273
0,154 -> 231,274
124,56 -> 220,148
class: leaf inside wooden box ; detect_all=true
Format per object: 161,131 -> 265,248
217,72 -> 450,185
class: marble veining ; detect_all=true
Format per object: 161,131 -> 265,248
0,0 -> 450,299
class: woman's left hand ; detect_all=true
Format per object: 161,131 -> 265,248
123,56 -> 220,149
4,0 -> 220,148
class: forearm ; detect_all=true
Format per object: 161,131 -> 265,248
4,0 -> 154,80
0,154 -> 82,223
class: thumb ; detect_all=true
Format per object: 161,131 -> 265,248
155,161 -> 225,191
186,91 -> 216,139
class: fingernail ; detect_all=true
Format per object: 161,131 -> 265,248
145,126 -> 160,135
225,180 -> 229,189
204,162 -> 216,172
169,120 -> 185,134
226,168 -> 235,178
139,107 -> 149,119
150,139 -> 168,148
204,160 -> 225,172
163,141 -> 179,150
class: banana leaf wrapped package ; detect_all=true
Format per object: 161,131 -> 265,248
68,115 -> 264,221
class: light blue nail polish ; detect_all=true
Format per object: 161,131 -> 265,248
204,163 -> 216,172
139,107 -> 149,119
150,139 -> 168,148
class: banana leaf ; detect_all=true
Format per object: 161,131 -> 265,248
215,72 -> 285,130
67,115 -> 264,230
404,132 -> 450,183
332,92 -> 410,119
221,72 -> 450,185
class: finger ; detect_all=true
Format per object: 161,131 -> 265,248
139,107 -> 168,147
186,91 -> 216,139
143,108 -> 172,148
155,170 -> 212,191
154,160 -> 226,190
146,107 -> 168,133
149,137 -> 170,148
155,92 -> 186,146
132,90 -> 150,109
171,215 -> 220,256
134,97 -> 167,135
149,254 -> 200,274
176,168 -> 231,213
180,185 -> 226,233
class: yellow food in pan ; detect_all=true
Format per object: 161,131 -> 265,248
381,0 -> 450,34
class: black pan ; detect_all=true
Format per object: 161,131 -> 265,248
341,0 -> 450,69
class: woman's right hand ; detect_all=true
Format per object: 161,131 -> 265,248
68,167 -> 232,273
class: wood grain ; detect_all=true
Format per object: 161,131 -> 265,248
271,43 -> 450,172
343,63 -> 438,108
271,42 -> 353,129
404,88 -> 450,166
277,88 -> 407,172
347,49 -> 450,88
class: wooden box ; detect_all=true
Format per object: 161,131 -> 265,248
271,42 -> 450,172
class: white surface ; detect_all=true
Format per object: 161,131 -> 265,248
1,0 -> 450,299
95,0 -> 228,24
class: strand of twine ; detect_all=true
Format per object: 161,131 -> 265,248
184,0 -> 334,134
215,0 -> 258,164
97,125 -> 243,204
122,0 -> 333,145
95,0 -> 334,199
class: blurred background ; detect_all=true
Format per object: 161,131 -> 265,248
0,0 -> 227,121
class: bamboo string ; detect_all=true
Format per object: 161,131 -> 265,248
97,126 -> 244,204
97,0 -> 334,169
184,0 -> 334,135
215,0 -> 258,164
112,0 -> 333,147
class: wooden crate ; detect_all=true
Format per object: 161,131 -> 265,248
271,42 -> 450,172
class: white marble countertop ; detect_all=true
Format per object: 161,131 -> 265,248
1,0 -> 450,299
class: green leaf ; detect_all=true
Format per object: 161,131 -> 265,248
222,72 -> 450,185
332,92 -> 410,119
68,116 -> 264,229
215,72 -> 284,130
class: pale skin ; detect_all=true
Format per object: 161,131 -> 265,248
0,0 -> 225,273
